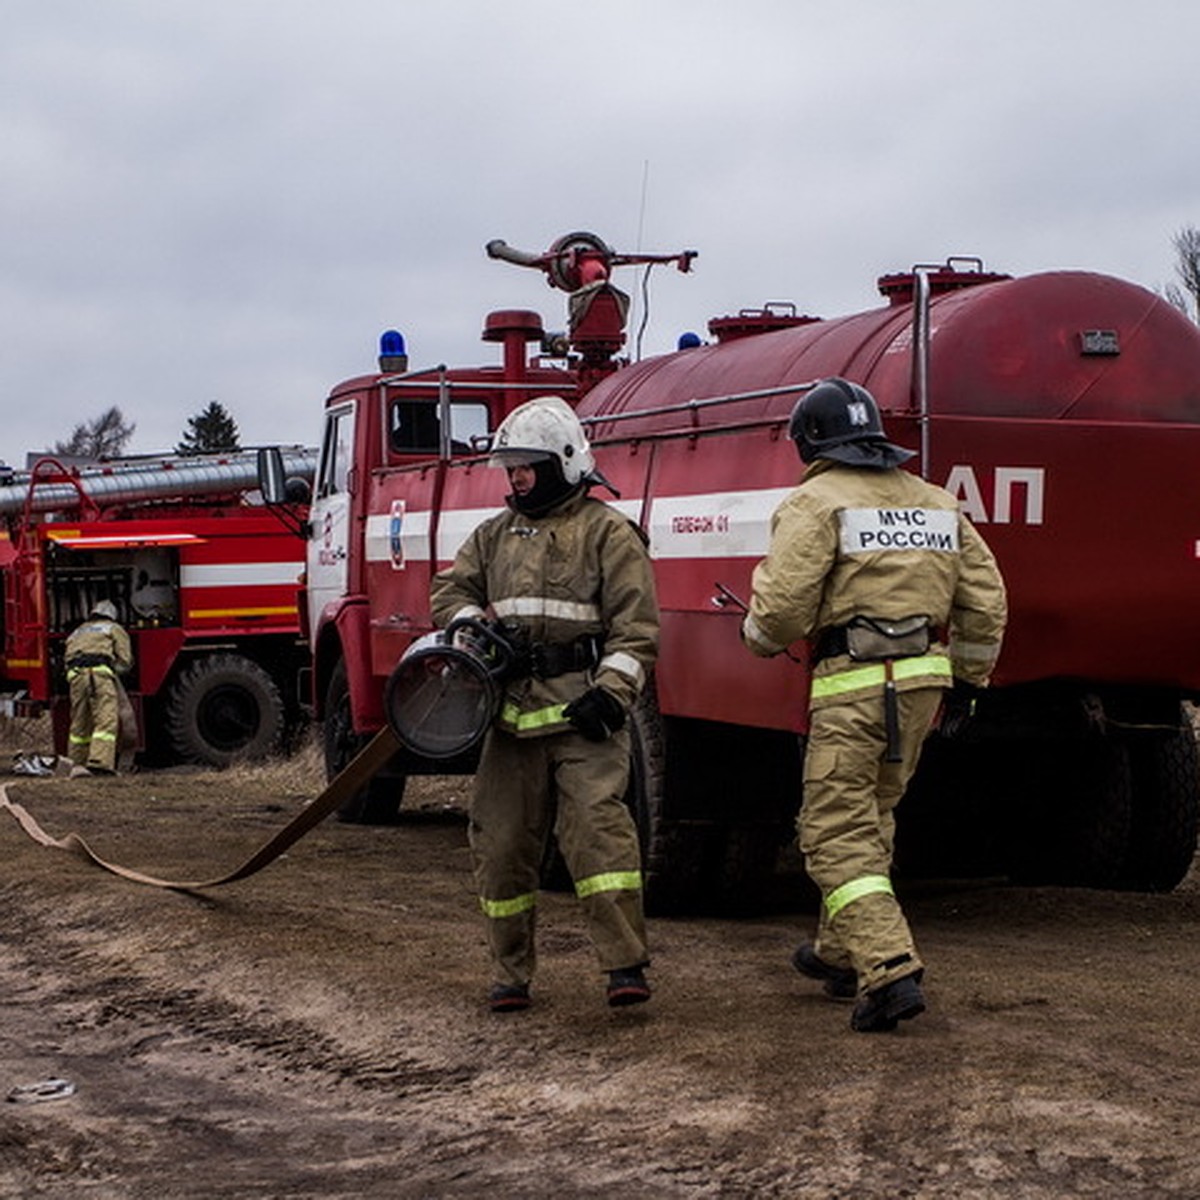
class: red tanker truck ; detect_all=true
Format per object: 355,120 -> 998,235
270,231 -> 1200,912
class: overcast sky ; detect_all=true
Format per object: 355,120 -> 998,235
2,1 -> 1197,462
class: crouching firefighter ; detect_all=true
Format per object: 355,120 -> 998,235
741,379 -> 1007,1032
430,395 -> 660,1013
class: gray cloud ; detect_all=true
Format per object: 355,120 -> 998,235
2,0 -> 1198,461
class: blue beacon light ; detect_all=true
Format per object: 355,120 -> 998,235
378,329 -> 409,372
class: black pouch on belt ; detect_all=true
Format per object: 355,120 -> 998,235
844,615 -> 931,662
845,616 -> 931,764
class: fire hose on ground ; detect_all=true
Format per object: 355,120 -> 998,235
0,618 -> 510,891
0,730 -> 400,890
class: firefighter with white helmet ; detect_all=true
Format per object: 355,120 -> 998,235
742,378 -> 1007,1032
64,598 -> 134,775
431,395 -> 660,1012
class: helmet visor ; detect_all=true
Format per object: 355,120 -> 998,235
487,446 -> 554,471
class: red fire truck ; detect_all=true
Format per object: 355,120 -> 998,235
273,231 -> 1200,912
0,449 -> 315,767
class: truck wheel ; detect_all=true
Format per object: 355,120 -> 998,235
708,824 -> 788,915
1005,736 -> 1132,888
165,653 -> 285,768
633,681 -> 709,916
323,658 -> 406,824
709,734 -> 803,915
1118,719 -> 1200,891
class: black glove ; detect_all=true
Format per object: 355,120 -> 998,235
939,681 -> 983,739
562,687 -> 626,742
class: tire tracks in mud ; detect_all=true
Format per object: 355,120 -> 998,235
0,922 -> 482,1197
10,778 -> 1200,1198
1,887 -> 470,1103
0,887 -> 737,1198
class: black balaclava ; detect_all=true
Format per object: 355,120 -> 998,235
508,457 -> 582,516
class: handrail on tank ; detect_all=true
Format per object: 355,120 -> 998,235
912,268 -> 932,480
437,366 -> 453,462
21,457 -> 97,529
587,413 -> 800,445
579,381 -> 819,431
378,376 -> 577,393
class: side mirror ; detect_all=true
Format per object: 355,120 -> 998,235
257,446 -> 310,539
257,447 -> 287,505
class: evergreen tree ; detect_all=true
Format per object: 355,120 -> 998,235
176,401 -> 241,456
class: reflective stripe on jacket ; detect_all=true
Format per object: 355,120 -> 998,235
64,619 -> 133,678
743,459 -> 1007,704
431,490 -> 660,737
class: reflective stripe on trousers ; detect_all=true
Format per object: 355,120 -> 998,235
824,873 -> 894,919
480,871 -> 642,918
480,891 -> 538,919
575,870 -> 642,899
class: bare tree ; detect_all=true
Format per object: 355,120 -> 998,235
1169,225 -> 1200,322
52,406 -> 136,460
1164,283 -> 1191,316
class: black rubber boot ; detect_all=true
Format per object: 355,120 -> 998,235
791,943 -> 857,999
606,967 -> 652,1007
488,983 -> 532,1013
850,972 -> 925,1032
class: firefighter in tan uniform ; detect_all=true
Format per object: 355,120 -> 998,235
742,379 -> 1007,1032
65,599 -> 134,775
431,396 -> 660,1013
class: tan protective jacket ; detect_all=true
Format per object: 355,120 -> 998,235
431,490 -> 659,737
742,460 -> 1007,706
64,617 -> 134,677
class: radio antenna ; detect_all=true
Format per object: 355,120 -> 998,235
634,160 -> 651,359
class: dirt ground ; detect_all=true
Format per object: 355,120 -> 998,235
3,728 -> 1200,1199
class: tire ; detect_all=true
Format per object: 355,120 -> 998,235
164,653 -> 285,768
323,658 -> 406,824
633,681 -> 717,916
542,683 -> 782,914
643,822 -> 715,916
642,711 -> 801,916
1004,735 -> 1133,888
1118,718 -> 1200,891
709,823 -> 788,916
896,735 -> 1006,879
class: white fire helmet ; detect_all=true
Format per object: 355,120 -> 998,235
91,599 -> 119,621
488,396 -> 596,487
